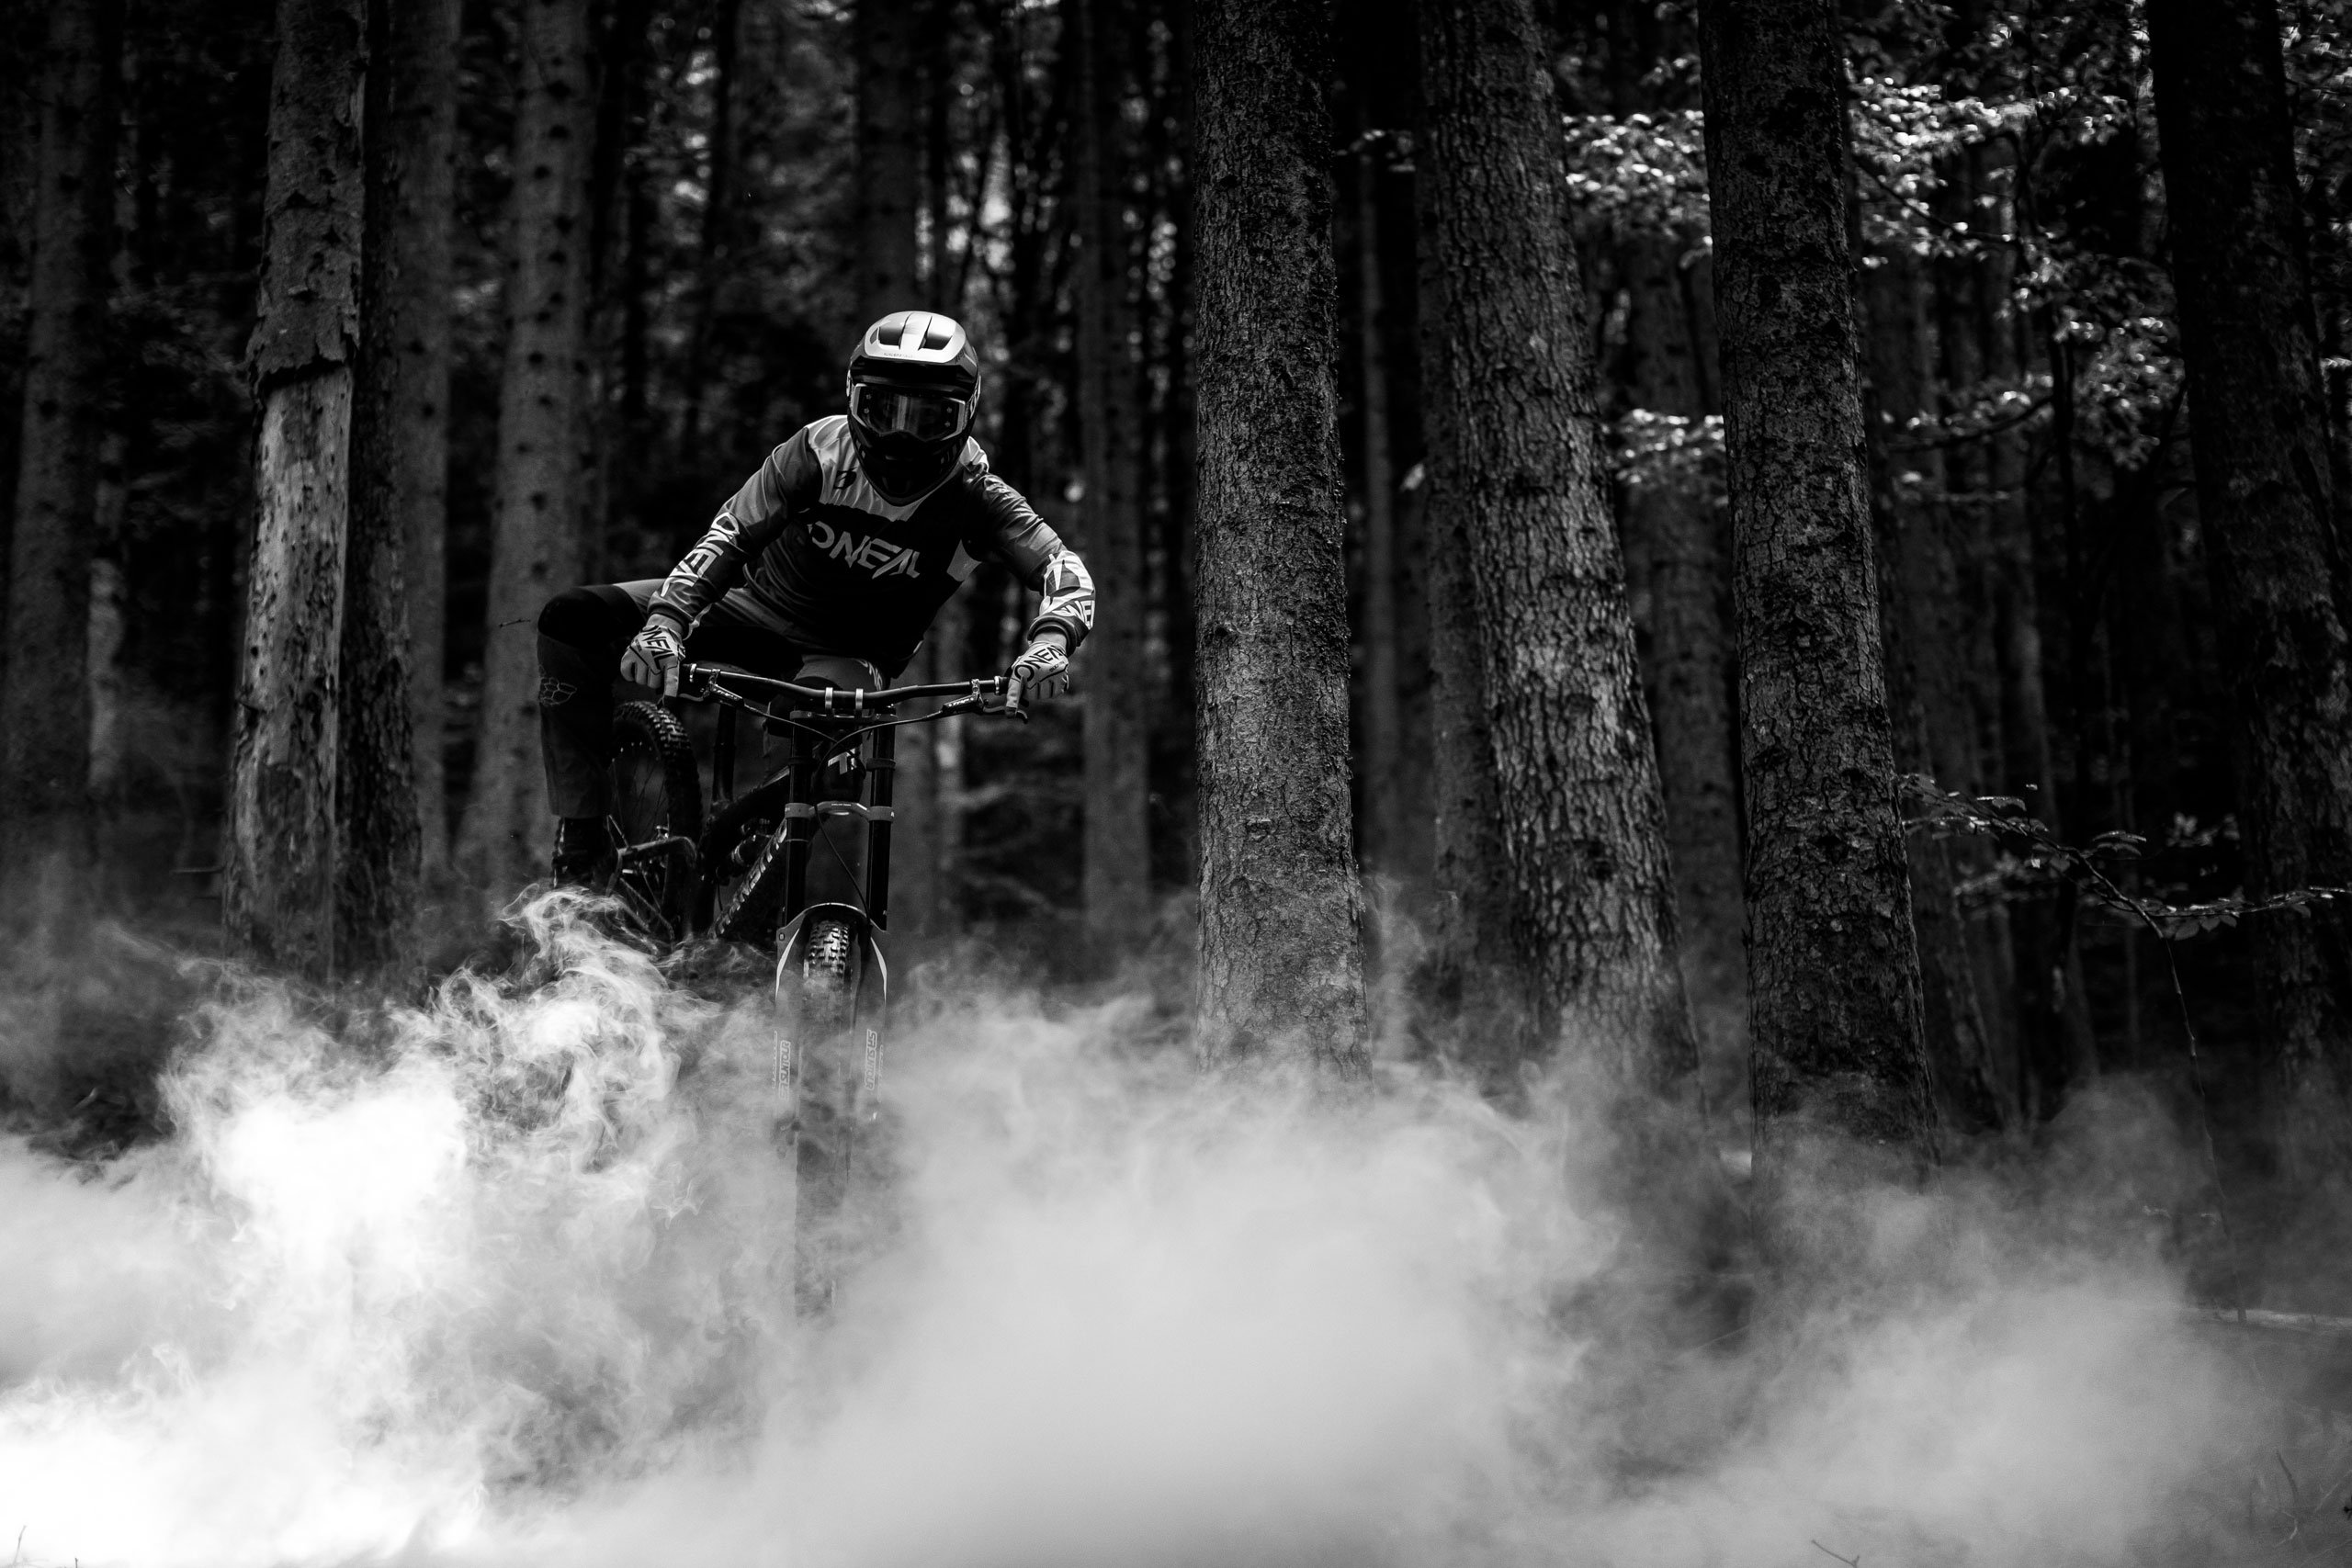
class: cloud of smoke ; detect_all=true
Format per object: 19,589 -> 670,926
0,896 -> 2301,1568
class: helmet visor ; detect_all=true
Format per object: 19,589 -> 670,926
852,381 -> 971,442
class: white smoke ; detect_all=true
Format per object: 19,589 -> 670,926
0,895 -> 2309,1567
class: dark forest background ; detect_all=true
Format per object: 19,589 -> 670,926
5,0 -> 2352,1224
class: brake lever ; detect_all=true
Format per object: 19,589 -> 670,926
933,692 -> 1027,722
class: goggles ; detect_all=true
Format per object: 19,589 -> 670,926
851,380 -> 974,442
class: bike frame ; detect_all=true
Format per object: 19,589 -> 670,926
670,663 -> 1018,1090
683,663 -> 1016,930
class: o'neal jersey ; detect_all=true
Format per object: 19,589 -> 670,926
648,416 -> 1096,674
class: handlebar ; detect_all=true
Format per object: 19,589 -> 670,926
680,664 -> 1027,717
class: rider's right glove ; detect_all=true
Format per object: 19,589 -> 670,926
1008,633 -> 1071,702
620,607 -> 688,698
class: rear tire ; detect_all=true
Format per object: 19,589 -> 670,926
608,700 -> 702,937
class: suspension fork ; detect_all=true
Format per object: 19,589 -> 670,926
780,716 -> 822,918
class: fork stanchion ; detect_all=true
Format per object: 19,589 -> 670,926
782,716 -> 819,917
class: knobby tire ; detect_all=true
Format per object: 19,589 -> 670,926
792,916 -> 864,1315
608,700 -> 701,938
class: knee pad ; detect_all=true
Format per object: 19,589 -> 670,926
538,584 -> 633,648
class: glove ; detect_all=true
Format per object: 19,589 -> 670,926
620,608 -> 688,697
1008,634 -> 1070,702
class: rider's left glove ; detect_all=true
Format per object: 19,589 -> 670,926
1008,633 -> 1070,701
621,607 -> 688,698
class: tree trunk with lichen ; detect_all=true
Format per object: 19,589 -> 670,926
340,0 -> 459,966
459,0 -> 597,894
225,0 -> 366,975
1621,229 -> 1747,1113
1418,0 -> 1694,1090
1694,0 -> 1936,1162
1192,0 -> 1367,1072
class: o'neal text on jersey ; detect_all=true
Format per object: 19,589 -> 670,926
810,518 -> 922,580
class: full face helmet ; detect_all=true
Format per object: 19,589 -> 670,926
845,310 -> 982,502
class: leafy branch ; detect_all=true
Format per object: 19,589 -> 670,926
1904,775 -> 2264,1312
1902,777 -> 2350,939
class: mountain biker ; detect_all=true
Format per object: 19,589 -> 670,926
536,310 -> 1096,885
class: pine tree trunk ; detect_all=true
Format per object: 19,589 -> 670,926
676,0 -> 743,461
225,0 -> 366,974
1967,149 -> 2078,1120
1932,141 -> 2027,1122
919,4 -> 966,931
924,0 -> 956,309
1694,0 -> 1936,1160
1073,0 -> 1150,951
1193,0 -> 1367,1071
340,0 -> 458,965
1377,156 -> 1432,892
1352,137 -> 1405,881
854,0 -> 920,319
1863,250 -> 2011,1133
459,0 -> 597,894
1417,0 -> 1693,1085
3,0 -> 118,924
2029,323 -> 2105,1097
853,0 -> 939,933
1162,0 -> 1200,776
2148,0 -> 2352,1184
1621,229 -> 1747,1110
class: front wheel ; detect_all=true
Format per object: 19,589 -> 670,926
787,917 -> 867,1315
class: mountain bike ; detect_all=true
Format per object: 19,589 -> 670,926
597,660 -> 1027,1314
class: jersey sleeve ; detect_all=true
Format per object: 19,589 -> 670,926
649,430 -> 820,626
967,468 -> 1096,650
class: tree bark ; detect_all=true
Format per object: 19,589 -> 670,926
3,0 -> 118,925
225,0 -> 366,974
341,0 -> 458,965
919,0 -> 966,933
1352,136 -> 1405,880
1192,0 -> 1367,1071
1621,229 -> 1747,1111
1962,141 -> 2079,1120
1931,141 -> 2028,1122
924,0 -> 955,311
458,0 -> 597,894
677,0 -> 742,459
854,0 -> 941,934
1694,0 -> 1936,1160
855,0 -> 921,322
2148,0 -> 2352,1185
1371,27 -> 1432,894
1162,0 -> 1199,818
1418,0 -> 1693,1087
1073,0 -> 1150,950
